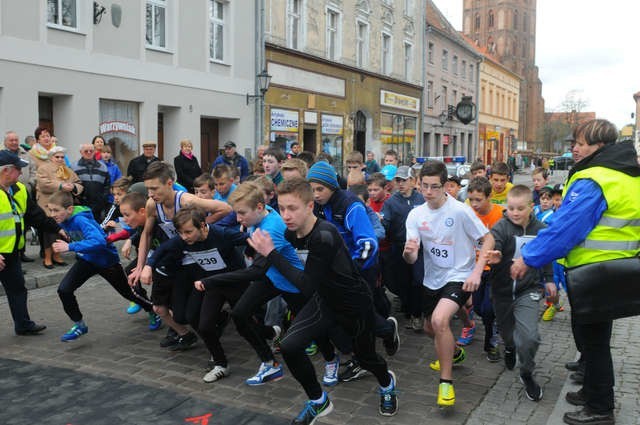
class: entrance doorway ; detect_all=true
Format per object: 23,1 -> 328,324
354,111 -> 367,156
303,127 -> 316,154
200,118 -> 219,173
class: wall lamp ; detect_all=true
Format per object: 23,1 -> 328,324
246,70 -> 272,105
94,2 -> 107,24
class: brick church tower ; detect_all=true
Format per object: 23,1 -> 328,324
462,0 -> 544,149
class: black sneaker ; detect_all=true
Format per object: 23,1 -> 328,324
566,389 -> 586,406
520,374 -> 543,401
504,346 -> 516,370
160,328 -> 178,348
169,331 -> 198,351
291,397 -> 333,425
486,346 -> 501,362
379,371 -> 398,416
382,317 -> 400,356
338,359 -> 369,382
565,360 -> 582,372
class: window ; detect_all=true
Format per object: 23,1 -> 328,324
461,60 -> 466,79
442,86 -> 447,109
382,32 -> 392,75
146,0 -> 167,48
427,81 -> 433,108
513,10 -> 518,30
474,13 -> 480,31
442,49 -> 448,71
488,10 -> 494,28
452,89 -> 457,105
326,8 -> 341,60
356,21 -> 369,67
287,0 -> 303,49
209,0 -> 225,61
403,42 -> 412,80
452,55 -> 458,75
47,0 -> 77,29
523,12 -> 528,32
428,42 -> 434,64
469,64 -> 474,82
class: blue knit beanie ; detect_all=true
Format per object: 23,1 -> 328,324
307,160 -> 339,190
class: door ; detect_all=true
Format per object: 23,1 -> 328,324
303,127 -> 316,154
200,118 -> 219,173
354,111 -> 367,156
157,113 -> 164,160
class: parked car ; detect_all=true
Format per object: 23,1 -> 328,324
553,155 -> 574,170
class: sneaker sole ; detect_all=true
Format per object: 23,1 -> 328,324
520,377 -> 543,401
312,400 -> 334,424
322,379 -> 338,387
385,317 -> 400,356
203,372 -> 229,383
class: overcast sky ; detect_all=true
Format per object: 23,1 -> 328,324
432,0 -> 639,129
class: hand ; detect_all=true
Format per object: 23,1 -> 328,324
510,258 -> 529,280
122,239 -> 132,259
0,254 -> 5,271
62,183 -> 74,192
247,229 -> 275,257
485,250 -> 502,265
194,281 -> 205,292
140,265 -> 153,285
58,229 -> 70,242
105,220 -> 117,229
462,271 -> 481,292
545,282 -> 557,299
128,267 -> 141,286
403,238 -> 420,257
52,239 -> 69,253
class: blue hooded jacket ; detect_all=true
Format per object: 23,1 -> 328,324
61,206 -> 120,268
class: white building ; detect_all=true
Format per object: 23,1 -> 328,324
0,0 -> 257,171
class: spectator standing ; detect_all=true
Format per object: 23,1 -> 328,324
212,141 -> 249,182
22,136 -> 35,152
173,139 -> 201,192
72,144 -> 110,221
365,151 -> 381,174
28,126 -> 56,170
36,146 -> 83,268
288,141 -> 301,158
100,145 -> 122,203
127,141 -> 160,184
92,135 -> 106,161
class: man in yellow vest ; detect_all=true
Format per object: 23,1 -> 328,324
0,150 -> 65,335
510,119 -> 640,425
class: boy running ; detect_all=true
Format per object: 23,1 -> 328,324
403,161 -> 494,408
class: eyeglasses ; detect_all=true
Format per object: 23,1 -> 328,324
422,184 -> 443,191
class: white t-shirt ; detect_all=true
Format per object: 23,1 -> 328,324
406,195 -> 489,290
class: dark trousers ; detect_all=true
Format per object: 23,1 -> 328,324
0,252 -> 36,333
57,258 -> 152,322
231,280 -> 311,363
384,247 -> 421,317
573,320 -> 615,413
281,294 -> 391,400
170,277 -> 204,330
198,282 -> 249,366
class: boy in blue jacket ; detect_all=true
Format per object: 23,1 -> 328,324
49,191 -> 160,342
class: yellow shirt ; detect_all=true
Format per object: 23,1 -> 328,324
490,182 -> 514,205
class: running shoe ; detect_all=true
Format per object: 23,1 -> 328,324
338,359 -> 369,382
542,304 -> 556,321
382,317 -> 400,356
322,355 -> 340,387
456,320 -> 476,346
272,325 -> 282,355
486,346 -> 501,362
504,346 -> 516,370
127,302 -> 141,314
305,341 -> 318,356
148,312 -> 162,331
61,323 -> 88,342
379,371 -> 398,416
437,382 -> 455,407
160,328 -> 178,348
203,365 -> 230,383
520,373 -> 543,401
406,315 -> 423,332
169,331 -> 198,351
245,362 -> 284,386
291,397 -> 333,425
429,347 -> 466,371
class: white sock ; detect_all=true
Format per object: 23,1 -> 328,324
311,392 -> 327,405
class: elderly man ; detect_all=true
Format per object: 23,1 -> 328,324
72,143 -> 110,221
0,150 -> 65,335
127,141 -> 160,184
211,141 -> 249,182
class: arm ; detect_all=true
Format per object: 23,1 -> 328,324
402,209 -> 420,264
67,217 -> 109,254
146,235 -> 185,268
24,195 -> 62,235
131,198 -> 157,284
463,232 -> 495,292
106,228 -> 132,243
199,254 -> 268,289
345,202 -> 378,267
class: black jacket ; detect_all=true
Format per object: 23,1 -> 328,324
127,155 -> 159,184
174,152 -> 201,193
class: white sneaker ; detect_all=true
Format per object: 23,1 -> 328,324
322,354 -> 340,387
203,365 -> 230,383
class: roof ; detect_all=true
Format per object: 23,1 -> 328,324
426,0 -> 481,59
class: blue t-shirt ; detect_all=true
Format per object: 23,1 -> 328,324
250,206 -> 303,293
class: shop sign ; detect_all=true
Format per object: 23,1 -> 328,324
99,120 -> 136,135
270,109 -> 299,132
443,135 -> 450,145
380,90 -> 420,112
321,115 -> 343,135
486,130 -> 500,140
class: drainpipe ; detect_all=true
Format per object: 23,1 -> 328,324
474,55 -> 483,162
419,4 -> 428,157
254,0 -> 266,155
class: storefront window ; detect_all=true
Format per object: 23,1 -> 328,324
321,114 -> 344,175
99,99 -> 139,170
380,112 -> 416,164
270,108 -> 299,153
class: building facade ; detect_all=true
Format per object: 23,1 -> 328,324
462,0 -> 544,151
0,0 -> 257,171
264,0 -> 425,168
423,0 -> 480,161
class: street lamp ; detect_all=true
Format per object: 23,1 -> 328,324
246,69 -> 272,105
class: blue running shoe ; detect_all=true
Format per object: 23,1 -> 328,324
379,371 -> 398,416
245,362 -> 283,386
322,354 -> 340,387
456,320 -> 476,346
292,397 -> 333,425
61,323 -> 88,342
127,302 -> 141,314
148,312 -> 162,331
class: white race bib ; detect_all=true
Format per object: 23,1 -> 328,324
296,249 -> 309,265
426,241 -> 454,268
187,248 -> 227,271
514,235 -> 535,259
159,221 -> 178,239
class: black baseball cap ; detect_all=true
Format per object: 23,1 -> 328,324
0,151 -> 29,168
